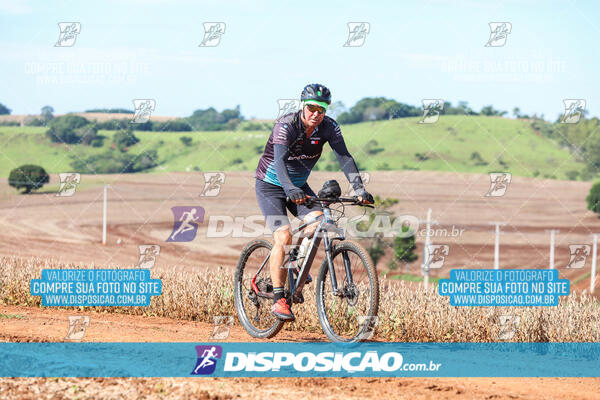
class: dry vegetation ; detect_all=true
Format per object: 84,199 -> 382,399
1,256 -> 599,342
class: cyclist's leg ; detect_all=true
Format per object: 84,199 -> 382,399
255,179 -> 292,290
271,225 -> 292,289
255,180 -> 297,320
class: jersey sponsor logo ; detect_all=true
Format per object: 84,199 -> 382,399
287,153 -> 320,161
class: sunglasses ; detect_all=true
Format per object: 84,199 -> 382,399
306,104 -> 326,115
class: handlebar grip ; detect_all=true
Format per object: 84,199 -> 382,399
286,196 -> 314,209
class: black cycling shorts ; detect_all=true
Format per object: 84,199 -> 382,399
255,178 -> 322,232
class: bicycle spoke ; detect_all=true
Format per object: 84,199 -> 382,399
320,247 -> 375,341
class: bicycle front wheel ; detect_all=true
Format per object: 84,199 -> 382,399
316,240 -> 379,342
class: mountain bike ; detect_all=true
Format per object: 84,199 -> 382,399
234,194 -> 379,343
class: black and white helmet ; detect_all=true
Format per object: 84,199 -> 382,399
300,83 -> 331,109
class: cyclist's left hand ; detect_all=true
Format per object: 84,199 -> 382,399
355,188 -> 374,205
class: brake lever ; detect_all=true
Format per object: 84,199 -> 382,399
351,195 -> 375,208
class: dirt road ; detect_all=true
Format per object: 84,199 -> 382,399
1,305 -> 599,400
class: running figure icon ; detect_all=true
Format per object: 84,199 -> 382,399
193,346 -> 217,373
170,208 -> 200,241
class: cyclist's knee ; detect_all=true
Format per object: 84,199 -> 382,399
273,226 -> 292,245
303,211 -> 323,235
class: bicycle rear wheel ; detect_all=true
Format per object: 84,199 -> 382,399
234,239 -> 284,338
316,240 -> 379,342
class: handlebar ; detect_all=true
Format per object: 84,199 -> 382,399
286,195 -> 375,208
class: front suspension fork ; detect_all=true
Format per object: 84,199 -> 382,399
324,235 -> 340,294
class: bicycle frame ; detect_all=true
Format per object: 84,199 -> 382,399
250,200 -> 349,300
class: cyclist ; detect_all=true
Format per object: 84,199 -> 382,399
254,83 -> 374,321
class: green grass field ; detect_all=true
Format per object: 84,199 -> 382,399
0,116 -> 584,179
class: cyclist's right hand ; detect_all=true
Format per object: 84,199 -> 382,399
355,188 -> 375,205
286,187 -> 308,204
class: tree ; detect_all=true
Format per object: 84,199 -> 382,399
85,108 -> 134,114
8,165 -> 49,194
513,107 -> 521,118
112,129 -> 139,151
132,150 -> 158,171
78,124 -> 99,146
480,105 -> 507,116
582,130 -> 600,174
391,221 -> 418,266
327,101 -> 346,120
337,97 -> 420,124
45,115 -> 92,144
180,136 -> 193,146
186,105 -> 244,131
0,103 -> 11,115
359,196 -> 400,267
470,151 -> 488,166
70,149 -> 158,174
586,182 -> 600,214
367,233 -> 386,266
152,119 -> 192,132
456,101 -> 478,115
41,106 -> 54,123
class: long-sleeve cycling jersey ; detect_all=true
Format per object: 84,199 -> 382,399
254,110 -> 364,194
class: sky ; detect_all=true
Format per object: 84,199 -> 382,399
0,0 -> 598,121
